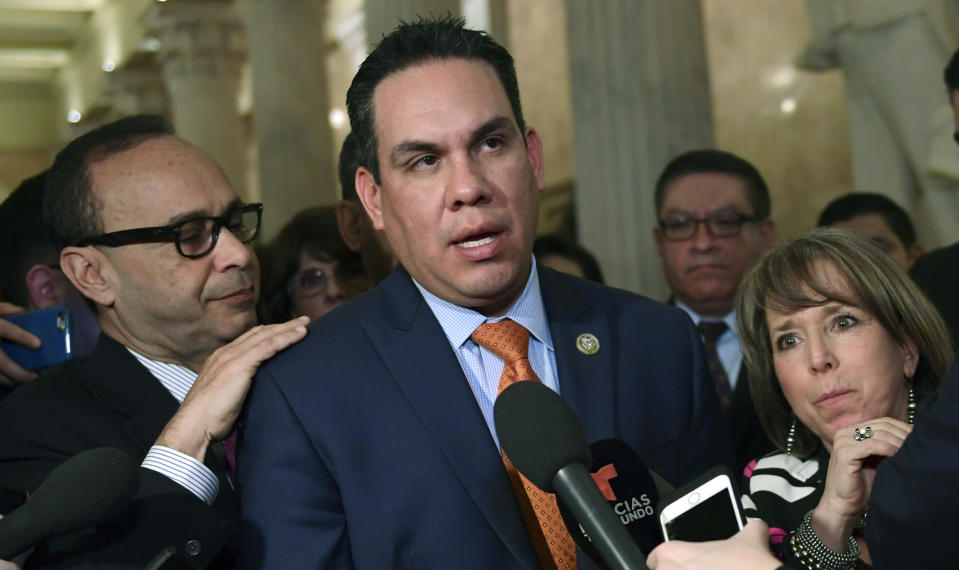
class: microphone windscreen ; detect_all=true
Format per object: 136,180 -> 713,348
494,381 -> 591,492
560,439 -> 667,563
0,447 -> 139,559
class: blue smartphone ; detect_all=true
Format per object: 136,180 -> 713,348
1,306 -> 74,372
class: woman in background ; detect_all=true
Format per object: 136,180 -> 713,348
258,206 -> 369,324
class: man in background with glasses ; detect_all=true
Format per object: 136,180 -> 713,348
0,115 -> 307,568
653,149 -> 777,470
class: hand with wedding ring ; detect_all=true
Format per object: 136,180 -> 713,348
811,417 -> 913,553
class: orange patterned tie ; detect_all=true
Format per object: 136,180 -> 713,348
471,319 -> 578,569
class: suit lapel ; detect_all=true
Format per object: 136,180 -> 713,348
539,267 -> 617,441
79,335 -> 181,453
359,268 -> 539,568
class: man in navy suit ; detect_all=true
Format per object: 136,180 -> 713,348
653,150 -> 776,470
238,17 -> 734,569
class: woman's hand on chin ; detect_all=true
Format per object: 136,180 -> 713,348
812,416 -> 913,550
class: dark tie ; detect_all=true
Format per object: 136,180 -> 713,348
698,321 -> 732,413
471,319 -> 578,570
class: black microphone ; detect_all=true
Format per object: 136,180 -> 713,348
559,439 -> 673,567
494,381 -> 648,570
143,546 -> 200,570
0,447 -> 139,559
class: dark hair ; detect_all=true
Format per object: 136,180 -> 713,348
737,228 -> 952,457
338,132 -> 360,202
817,192 -> 916,249
533,234 -> 605,284
945,48 -> 959,93
258,206 -> 367,324
44,115 -> 175,252
654,150 -> 771,219
346,15 -> 525,183
0,171 -> 56,306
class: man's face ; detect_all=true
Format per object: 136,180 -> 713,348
654,172 -> 774,318
356,58 -> 545,316
86,136 -> 259,365
829,213 -> 916,271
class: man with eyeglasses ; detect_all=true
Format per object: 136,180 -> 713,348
653,149 -> 776,470
639,47 -> 959,570
0,115 -> 307,568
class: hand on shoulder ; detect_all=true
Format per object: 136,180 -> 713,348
155,316 -> 310,460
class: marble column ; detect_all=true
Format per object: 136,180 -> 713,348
565,0 -> 714,299
100,68 -> 170,120
364,0 -> 460,45
146,1 -> 249,200
235,0 -> 337,241
60,69 -> 170,145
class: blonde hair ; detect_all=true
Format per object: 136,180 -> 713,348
736,228 -> 952,457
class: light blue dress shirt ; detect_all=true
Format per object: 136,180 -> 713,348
414,257 -> 560,450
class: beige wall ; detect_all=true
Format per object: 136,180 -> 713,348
502,0 -> 854,244
0,151 -> 55,202
703,0 -> 852,240
0,83 -> 58,152
0,82 -> 58,200
507,0 -> 574,234
0,0 -> 857,244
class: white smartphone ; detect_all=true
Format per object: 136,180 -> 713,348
657,466 -> 744,542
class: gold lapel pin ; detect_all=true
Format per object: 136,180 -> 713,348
576,333 -> 600,355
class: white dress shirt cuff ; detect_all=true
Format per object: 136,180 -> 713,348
141,445 -> 219,505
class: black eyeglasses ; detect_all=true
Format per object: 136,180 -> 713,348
659,211 -> 761,241
75,203 -> 263,258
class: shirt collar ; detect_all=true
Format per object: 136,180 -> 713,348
414,256 -> 553,351
675,300 -> 738,336
126,347 -> 198,404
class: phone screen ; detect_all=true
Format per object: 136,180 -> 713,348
663,489 -> 741,542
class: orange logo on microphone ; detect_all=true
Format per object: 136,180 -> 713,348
590,463 -> 618,500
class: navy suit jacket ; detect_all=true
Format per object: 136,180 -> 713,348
867,353 -> 959,569
238,266 -> 734,569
